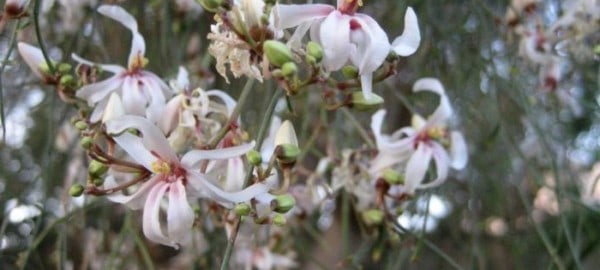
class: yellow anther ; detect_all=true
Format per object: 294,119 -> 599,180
129,54 -> 148,71
151,160 -> 171,174
427,127 -> 446,140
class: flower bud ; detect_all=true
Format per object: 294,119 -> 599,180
74,121 -> 88,131
350,92 -> 384,111
234,203 -> 252,216
342,65 -> 358,79
88,160 -> 109,178
382,168 -> 404,185
69,184 -> 85,197
80,137 -> 94,149
263,40 -> 294,67
306,41 -> 323,63
271,194 -> 295,213
196,0 -> 223,12
58,63 -> 72,74
362,209 -> 384,226
59,75 -> 74,86
275,144 -> 301,164
92,176 -> 105,187
281,62 -> 297,78
247,150 -> 262,166
274,120 -> 298,147
272,214 -> 287,226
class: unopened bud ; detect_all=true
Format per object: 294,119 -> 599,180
342,65 -> 358,79
281,62 -> 297,77
247,150 -> 262,166
306,41 -> 323,63
196,0 -> 223,12
59,75 -> 74,86
80,137 -> 94,149
263,40 -> 294,67
594,44 -> 600,55
350,92 -> 384,111
74,121 -> 88,131
272,214 -> 287,226
69,184 -> 85,197
382,168 -> 404,185
88,160 -> 109,178
274,120 -> 298,147
272,194 -> 295,213
92,176 -> 104,187
275,144 -> 301,164
58,63 -> 72,73
234,203 -> 252,216
362,209 -> 384,226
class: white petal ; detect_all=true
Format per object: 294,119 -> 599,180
167,181 -> 195,244
176,66 -> 189,91
224,158 -> 245,191
320,11 -> 351,71
159,94 -> 184,134
17,43 -> 47,79
360,73 -> 374,99
102,93 -> 125,123
187,171 -> 269,205
370,109 -> 387,148
121,76 -> 146,116
287,21 -> 312,49
404,143 -> 432,193
274,120 -> 298,147
71,53 -> 126,74
105,175 -> 161,209
97,5 -> 146,67
276,4 -> 334,29
450,131 -> 468,169
106,115 -> 178,163
352,14 -> 390,73
142,182 -> 173,247
111,132 -> 158,171
180,142 -> 255,168
391,7 -> 421,56
418,142 -> 450,189
89,98 -> 108,123
141,76 -> 167,123
75,75 -> 123,106
413,78 -> 452,126
207,90 -> 237,117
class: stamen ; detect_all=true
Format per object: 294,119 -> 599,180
151,160 -> 171,174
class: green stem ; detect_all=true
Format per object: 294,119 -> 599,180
340,107 -> 375,148
0,20 -> 19,142
33,0 -> 55,74
208,79 -> 255,149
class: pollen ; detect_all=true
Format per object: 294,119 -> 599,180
427,127 -> 446,140
151,160 -> 171,174
129,53 -> 149,71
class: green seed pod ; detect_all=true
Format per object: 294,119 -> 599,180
281,62 -> 298,77
88,160 -> 109,178
69,184 -> 85,197
60,75 -> 74,86
350,92 -> 384,111
80,137 -> 94,150
74,121 -> 88,131
263,40 -> 294,67
272,194 -> 295,213
92,176 -> 105,187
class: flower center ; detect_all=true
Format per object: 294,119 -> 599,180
151,160 -> 171,174
128,51 -> 148,72
339,0 -> 363,15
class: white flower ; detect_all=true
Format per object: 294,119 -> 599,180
104,115 -> 268,248
17,42 -> 53,81
73,5 -> 170,123
276,1 -> 420,98
370,78 -> 467,194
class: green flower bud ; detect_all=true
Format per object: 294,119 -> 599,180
595,44 -> 600,55
306,41 -> 323,63
272,194 -> 295,213
58,63 -> 72,73
196,0 -> 223,12
263,40 -> 294,67
69,184 -> 85,197
281,62 -> 297,77
342,65 -> 359,79
272,214 -> 287,226
74,121 -> 88,131
39,62 -> 51,74
247,150 -> 262,166
234,203 -> 252,216
80,137 -> 94,150
350,92 -> 384,111
275,144 -> 301,164
305,55 -> 317,66
89,160 -> 109,178
60,75 -> 74,86
362,209 -> 384,226
92,176 -> 105,187
382,168 -> 404,185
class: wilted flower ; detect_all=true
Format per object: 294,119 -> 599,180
73,5 -> 170,123
104,115 -> 269,247
370,78 -> 467,194
276,1 -> 420,98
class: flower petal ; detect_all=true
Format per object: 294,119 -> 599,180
450,131 -> 468,169
141,76 -> 167,123
418,142 -> 450,190
360,73 -> 374,99
105,175 -> 161,209
142,182 -> 173,247
207,90 -> 237,117
167,181 -> 195,244
371,109 -> 387,148
71,53 -> 126,74
352,14 -> 390,74
121,76 -> 146,116
159,94 -> 184,134
224,158 -> 245,191
111,132 -> 158,170
17,43 -> 47,79
404,143 -> 432,193
276,4 -> 334,29
106,115 -> 178,163
76,75 -> 123,106
391,7 -> 421,56
102,92 -> 125,123
413,78 -> 452,126
97,5 -> 146,67
320,11 -> 351,71
180,142 -> 256,168
187,171 -> 269,205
